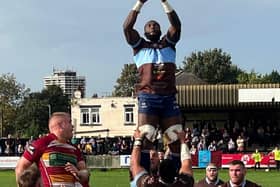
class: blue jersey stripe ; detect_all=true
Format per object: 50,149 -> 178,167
134,47 -> 176,67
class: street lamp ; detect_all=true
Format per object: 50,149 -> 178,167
48,104 -> 51,118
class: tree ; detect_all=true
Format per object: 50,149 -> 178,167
113,64 -> 138,97
182,48 -> 242,84
261,70 -> 280,83
41,85 -> 70,113
15,85 -> 70,138
0,73 -> 29,137
237,70 -> 263,84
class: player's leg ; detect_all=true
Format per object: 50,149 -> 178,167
137,113 -> 159,173
159,95 -> 184,172
161,116 -> 183,171
136,93 -> 160,173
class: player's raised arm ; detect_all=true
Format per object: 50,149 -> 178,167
176,130 -> 193,176
123,0 -> 147,46
161,0 -> 181,44
130,129 -> 146,178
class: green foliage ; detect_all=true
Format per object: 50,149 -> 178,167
113,64 -> 138,97
15,85 -> 70,138
237,69 -> 280,84
0,73 -> 29,137
182,48 -> 242,84
261,70 -> 280,83
237,70 -> 263,84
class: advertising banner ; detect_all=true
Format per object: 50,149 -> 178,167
198,150 -> 211,168
120,155 -> 131,167
222,153 -> 276,168
0,156 -> 20,168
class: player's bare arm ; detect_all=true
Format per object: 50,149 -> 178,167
123,0 -> 147,45
161,0 -> 181,43
175,130 -> 193,176
130,129 -> 146,178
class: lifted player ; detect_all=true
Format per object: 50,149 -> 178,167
123,0 -> 183,172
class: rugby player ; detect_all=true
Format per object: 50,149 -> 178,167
123,0 -> 183,172
221,160 -> 261,187
130,129 -> 194,187
15,112 -> 90,187
195,163 -> 224,187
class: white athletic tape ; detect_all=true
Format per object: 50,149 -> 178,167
139,124 -> 157,142
161,1 -> 173,13
164,124 -> 182,144
132,1 -> 143,12
181,143 -> 191,161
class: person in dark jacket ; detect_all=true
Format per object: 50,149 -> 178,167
221,160 -> 261,187
195,162 -> 224,187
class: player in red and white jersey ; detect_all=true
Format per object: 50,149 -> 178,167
15,112 -> 90,187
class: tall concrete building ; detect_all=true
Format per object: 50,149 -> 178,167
43,69 -> 86,98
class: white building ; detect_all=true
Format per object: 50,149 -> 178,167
71,96 -> 138,138
43,69 -> 86,98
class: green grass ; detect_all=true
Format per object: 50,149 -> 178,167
1,168 -> 279,187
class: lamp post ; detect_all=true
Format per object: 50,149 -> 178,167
48,104 -> 51,118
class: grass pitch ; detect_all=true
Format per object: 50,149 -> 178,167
1,168 -> 279,187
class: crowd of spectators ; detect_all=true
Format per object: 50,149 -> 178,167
0,119 -> 279,157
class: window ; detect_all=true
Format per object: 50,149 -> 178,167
80,106 -> 101,125
124,105 -> 135,124
81,108 -> 90,124
91,107 -> 100,124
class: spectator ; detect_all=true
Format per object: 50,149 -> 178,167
108,142 -> 119,155
208,141 -> 217,152
120,139 -> 130,155
17,144 -> 24,156
85,142 -> 93,155
190,144 -> 197,155
222,129 -> 230,142
217,139 -> 227,153
4,134 -> 14,156
80,136 -> 87,150
15,136 -> 22,156
228,138 -> 236,153
197,139 -> 206,151
236,135 -> 245,153
88,137 -> 96,154
191,135 -> 200,147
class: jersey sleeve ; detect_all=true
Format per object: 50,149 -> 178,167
23,140 -> 44,163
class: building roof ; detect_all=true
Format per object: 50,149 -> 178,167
175,71 -> 207,85
176,83 -> 280,110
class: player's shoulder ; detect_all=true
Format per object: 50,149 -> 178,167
32,133 -> 56,147
175,173 -> 194,186
246,180 -> 262,187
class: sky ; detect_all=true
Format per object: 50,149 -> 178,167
0,0 -> 280,97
